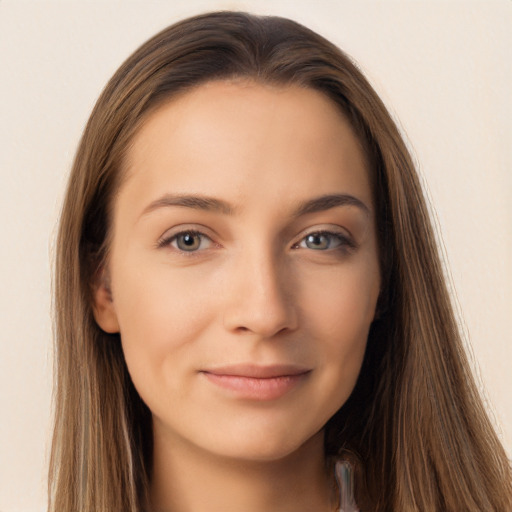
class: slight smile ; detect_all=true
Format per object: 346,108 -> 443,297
200,364 -> 312,401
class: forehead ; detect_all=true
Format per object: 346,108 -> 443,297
119,80 -> 372,218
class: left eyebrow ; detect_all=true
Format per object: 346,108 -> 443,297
292,194 -> 370,217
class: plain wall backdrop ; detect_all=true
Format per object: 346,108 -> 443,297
0,1 -> 510,510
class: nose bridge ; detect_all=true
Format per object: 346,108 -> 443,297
223,240 -> 297,337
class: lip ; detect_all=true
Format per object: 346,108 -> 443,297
200,364 -> 312,401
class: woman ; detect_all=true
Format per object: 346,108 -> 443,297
49,11 -> 512,512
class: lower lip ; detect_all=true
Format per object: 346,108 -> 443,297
201,372 -> 310,401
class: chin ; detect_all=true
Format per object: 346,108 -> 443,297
203,424 -> 326,464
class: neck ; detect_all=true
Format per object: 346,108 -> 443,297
149,427 -> 336,512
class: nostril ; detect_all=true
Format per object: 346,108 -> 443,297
224,305 -> 297,339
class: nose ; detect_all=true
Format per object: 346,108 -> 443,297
222,248 -> 298,338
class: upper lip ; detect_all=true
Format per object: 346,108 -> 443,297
201,364 -> 312,378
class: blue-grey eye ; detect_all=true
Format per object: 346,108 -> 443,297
300,232 -> 345,250
172,232 -> 210,252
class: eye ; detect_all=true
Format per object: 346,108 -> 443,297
159,230 -> 213,252
295,231 -> 353,251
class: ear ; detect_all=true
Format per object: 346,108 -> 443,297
91,268 -> 120,333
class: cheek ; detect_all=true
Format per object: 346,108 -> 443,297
300,259 -> 379,391
113,256 -> 219,340
302,256 -> 379,338
111,263 -> 220,402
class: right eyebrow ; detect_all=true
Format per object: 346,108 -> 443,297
139,193 -> 236,219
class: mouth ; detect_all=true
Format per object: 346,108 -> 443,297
199,364 -> 312,401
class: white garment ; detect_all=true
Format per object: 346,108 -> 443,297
334,460 -> 359,512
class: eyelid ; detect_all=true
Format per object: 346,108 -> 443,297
292,225 -> 356,248
156,225 -> 218,252
156,224 -> 357,254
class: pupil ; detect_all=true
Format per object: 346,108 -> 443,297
307,234 -> 327,249
183,234 -> 195,246
178,233 -> 200,251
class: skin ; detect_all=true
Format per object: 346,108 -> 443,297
94,80 -> 380,512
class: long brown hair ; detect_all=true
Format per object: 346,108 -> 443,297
49,11 -> 512,511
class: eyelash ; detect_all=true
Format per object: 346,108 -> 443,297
291,230 -> 355,252
157,229 -> 211,252
157,229 -> 355,254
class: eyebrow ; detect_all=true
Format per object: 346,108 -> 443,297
139,192 -> 370,219
293,193 -> 370,217
141,194 -> 235,217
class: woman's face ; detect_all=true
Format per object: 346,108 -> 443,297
94,81 -> 380,462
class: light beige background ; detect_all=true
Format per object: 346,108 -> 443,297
0,1 -> 510,510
